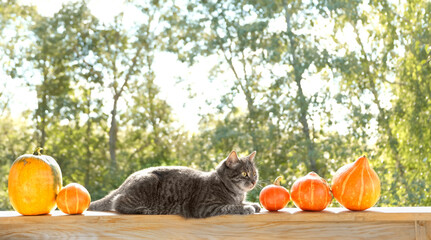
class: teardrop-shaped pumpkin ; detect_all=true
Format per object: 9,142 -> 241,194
8,148 -> 62,215
291,172 -> 332,211
56,183 -> 91,215
259,177 -> 290,211
332,156 -> 380,211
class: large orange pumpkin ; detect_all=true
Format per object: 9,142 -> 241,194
56,183 -> 91,214
259,177 -> 290,211
291,172 -> 332,211
8,148 -> 62,215
332,156 -> 380,211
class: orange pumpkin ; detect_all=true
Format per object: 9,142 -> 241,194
8,148 -> 62,215
259,177 -> 290,211
56,183 -> 91,214
332,156 -> 380,211
290,172 -> 332,211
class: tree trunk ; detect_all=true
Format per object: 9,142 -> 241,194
245,92 -> 259,153
109,97 -> 118,173
85,89 -> 92,188
369,80 -> 405,178
107,45 -> 143,174
295,76 -> 317,172
284,1 -> 317,172
217,36 -> 259,152
38,78 -> 48,148
148,80 -> 160,146
40,104 -> 47,148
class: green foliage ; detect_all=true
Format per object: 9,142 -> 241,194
0,0 -> 430,210
0,111 -> 33,210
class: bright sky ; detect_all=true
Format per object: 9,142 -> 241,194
3,0 -> 387,136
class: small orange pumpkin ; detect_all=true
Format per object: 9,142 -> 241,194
259,177 -> 290,211
332,156 -> 380,211
8,148 -> 62,215
290,172 -> 332,211
56,183 -> 91,215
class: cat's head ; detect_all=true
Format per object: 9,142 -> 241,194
217,151 -> 258,192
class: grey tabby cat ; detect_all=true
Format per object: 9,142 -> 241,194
89,151 -> 260,218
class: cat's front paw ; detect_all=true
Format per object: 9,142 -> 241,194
242,205 -> 256,215
250,203 -> 261,213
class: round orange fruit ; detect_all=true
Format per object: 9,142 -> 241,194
56,183 -> 91,214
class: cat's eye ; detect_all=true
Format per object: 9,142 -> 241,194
242,172 -> 248,177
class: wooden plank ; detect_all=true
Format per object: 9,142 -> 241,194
0,208 -> 430,239
415,220 -> 431,240
426,221 -> 431,240
0,218 -> 417,239
2,207 -> 431,222
416,221 -> 425,240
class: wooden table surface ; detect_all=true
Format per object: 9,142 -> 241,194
1,207 -> 431,239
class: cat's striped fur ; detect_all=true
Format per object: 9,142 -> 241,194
89,151 -> 260,218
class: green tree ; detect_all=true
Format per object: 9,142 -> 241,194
175,0 -> 276,154
0,0 -> 36,79
177,0 -> 339,203
325,0 -> 424,205
390,0 -> 431,205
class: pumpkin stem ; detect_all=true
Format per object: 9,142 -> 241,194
273,176 -> 283,186
33,147 -> 43,156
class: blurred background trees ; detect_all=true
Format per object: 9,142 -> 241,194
0,0 -> 429,209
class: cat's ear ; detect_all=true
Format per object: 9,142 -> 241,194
226,151 -> 239,168
248,151 -> 257,162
